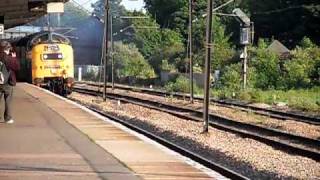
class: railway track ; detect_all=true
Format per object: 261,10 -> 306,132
73,86 -> 320,162
70,96 -> 249,180
75,81 -> 320,126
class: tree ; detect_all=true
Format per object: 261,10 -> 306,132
91,0 -> 127,36
113,42 -> 156,79
92,0 -> 126,18
219,63 -> 242,91
250,39 -> 283,89
240,0 -> 320,47
122,12 -> 184,74
283,37 -> 320,88
211,17 -> 235,70
144,0 -> 187,29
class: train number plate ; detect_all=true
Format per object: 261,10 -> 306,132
44,45 -> 60,52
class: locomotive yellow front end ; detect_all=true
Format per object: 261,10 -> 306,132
32,43 -> 74,94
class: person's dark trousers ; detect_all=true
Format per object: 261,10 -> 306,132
3,85 -> 13,122
0,92 -> 3,122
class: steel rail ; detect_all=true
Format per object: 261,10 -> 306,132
75,81 -> 320,125
73,87 -> 320,161
70,98 -> 249,180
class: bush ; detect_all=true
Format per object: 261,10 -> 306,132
288,98 -> 319,112
113,42 -> 156,79
161,59 -> 176,72
219,63 -> 242,91
283,37 -> 320,88
165,75 -> 202,94
82,69 -> 100,81
250,39 -> 283,89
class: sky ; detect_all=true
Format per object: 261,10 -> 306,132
74,0 -> 145,12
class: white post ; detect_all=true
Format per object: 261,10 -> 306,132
78,67 -> 82,82
243,45 -> 248,89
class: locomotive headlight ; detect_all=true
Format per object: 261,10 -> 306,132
43,53 -> 63,60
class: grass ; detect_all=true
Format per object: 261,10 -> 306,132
164,77 -> 320,113
211,87 -> 320,113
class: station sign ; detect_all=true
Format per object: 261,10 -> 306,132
47,2 -> 64,13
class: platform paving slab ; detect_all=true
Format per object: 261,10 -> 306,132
0,84 -> 139,180
19,83 -> 220,180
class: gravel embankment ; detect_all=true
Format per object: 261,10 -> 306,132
69,92 -> 320,180
79,84 -> 320,140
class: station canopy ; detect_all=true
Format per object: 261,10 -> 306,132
0,0 -> 68,29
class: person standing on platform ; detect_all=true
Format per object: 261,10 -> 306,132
0,41 -> 20,124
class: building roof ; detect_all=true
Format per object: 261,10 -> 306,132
0,0 -> 68,29
267,40 -> 290,55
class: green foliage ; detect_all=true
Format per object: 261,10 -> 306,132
165,75 -> 201,94
113,42 -> 156,79
241,0 -> 320,46
250,39 -> 283,89
299,37 -> 320,86
92,0 -> 127,35
161,59 -> 176,72
127,13 -> 184,73
283,49 -> 312,88
144,0 -> 235,72
299,37 -> 316,49
219,63 -> 242,91
282,37 -> 320,88
151,29 -> 185,72
92,0 -> 126,18
212,87 -> 320,113
247,88 -> 320,112
144,0 -> 187,29
211,17 -> 235,70
80,69 -> 100,82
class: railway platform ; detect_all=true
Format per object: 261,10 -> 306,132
0,83 -> 220,180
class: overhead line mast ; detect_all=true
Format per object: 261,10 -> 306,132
103,0 -> 109,101
202,0 -> 214,133
188,0 -> 194,103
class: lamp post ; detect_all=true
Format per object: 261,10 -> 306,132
203,0 -> 214,133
